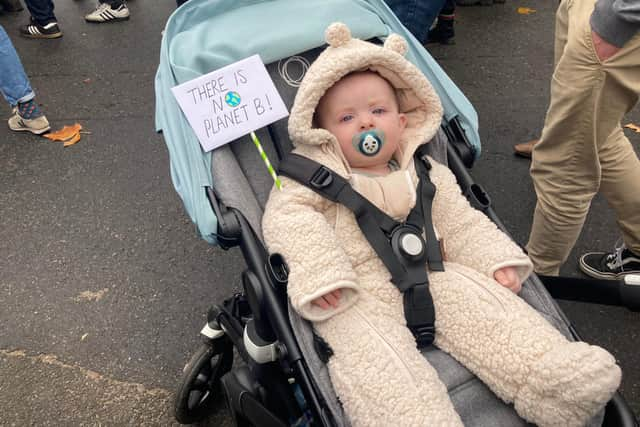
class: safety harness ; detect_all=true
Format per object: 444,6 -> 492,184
278,145 -> 443,348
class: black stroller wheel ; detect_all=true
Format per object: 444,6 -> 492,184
174,340 -> 233,424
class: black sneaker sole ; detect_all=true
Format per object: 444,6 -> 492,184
579,255 -> 640,280
20,31 -> 63,39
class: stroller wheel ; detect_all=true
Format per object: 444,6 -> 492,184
174,340 -> 233,424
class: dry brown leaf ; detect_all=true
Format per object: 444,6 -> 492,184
63,132 -> 81,147
44,123 -> 82,141
624,123 -> 640,133
517,7 -> 536,14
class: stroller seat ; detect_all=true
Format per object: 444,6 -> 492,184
155,0 -> 634,425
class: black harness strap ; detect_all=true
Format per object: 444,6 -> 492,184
279,155 -> 408,285
413,147 -> 445,272
278,152 -> 443,347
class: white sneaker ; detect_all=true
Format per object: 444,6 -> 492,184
85,3 -> 130,23
8,109 -> 51,135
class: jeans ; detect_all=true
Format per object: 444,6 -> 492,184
0,24 -> 35,107
384,0 -> 447,43
23,0 -> 57,26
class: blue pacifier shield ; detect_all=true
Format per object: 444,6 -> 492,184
352,129 -> 385,157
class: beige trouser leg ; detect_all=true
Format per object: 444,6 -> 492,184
526,0 -> 640,275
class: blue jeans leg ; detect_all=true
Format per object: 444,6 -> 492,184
23,0 -> 57,26
0,25 -> 35,107
384,0 -> 447,43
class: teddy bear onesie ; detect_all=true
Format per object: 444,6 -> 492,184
262,23 -> 621,427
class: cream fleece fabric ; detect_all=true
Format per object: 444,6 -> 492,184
263,23 -> 621,427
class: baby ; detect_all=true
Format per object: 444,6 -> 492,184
263,23 -> 621,427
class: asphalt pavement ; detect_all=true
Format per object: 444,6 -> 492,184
1,0 -> 638,425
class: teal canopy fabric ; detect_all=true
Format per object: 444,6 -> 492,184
155,0 -> 480,244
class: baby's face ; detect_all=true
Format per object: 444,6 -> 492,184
316,72 -> 407,170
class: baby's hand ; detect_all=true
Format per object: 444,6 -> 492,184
311,289 -> 342,310
494,267 -> 522,294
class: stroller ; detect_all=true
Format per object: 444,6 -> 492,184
155,0 -> 640,425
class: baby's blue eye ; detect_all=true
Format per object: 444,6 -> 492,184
340,114 -> 354,122
372,108 -> 386,115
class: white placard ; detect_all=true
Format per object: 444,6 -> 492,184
171,55 -> 289,152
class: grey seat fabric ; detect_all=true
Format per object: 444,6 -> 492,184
209,53 -> 604,426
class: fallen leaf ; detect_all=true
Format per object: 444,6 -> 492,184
517,7 -> 536,14
624,123 -> 640,133
63,132 -> 81,147
44,123 -> 82,141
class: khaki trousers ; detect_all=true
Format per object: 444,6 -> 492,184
527,0 -> 640,275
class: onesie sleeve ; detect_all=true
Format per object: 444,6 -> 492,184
262,177 -> 360,321
428,159 -> 533,285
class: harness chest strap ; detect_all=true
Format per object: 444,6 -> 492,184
278,153 -> 444,347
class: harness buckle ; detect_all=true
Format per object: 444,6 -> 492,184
310,166 -> 333,189
403,284 -> 436,348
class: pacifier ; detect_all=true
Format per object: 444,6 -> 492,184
352,129 -> 385,157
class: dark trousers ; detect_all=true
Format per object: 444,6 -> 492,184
100,0 -> 124,7
24,0 -> 56,25
384,0 -> 446,43
176,0 -> 188,7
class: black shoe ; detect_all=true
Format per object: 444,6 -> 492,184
19,20 -> 62,39
579,245 -> 640,280
426,16 -> 455,45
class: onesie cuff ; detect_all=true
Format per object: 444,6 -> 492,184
488,259 -> 534,289
294,281 -> 360,322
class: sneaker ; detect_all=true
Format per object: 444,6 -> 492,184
19,21 -> 62,39
85,3 -> 130,23
8,108 -> 51,135
579,243 -> 640,280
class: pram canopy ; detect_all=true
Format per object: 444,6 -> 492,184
154,0 -> 480,245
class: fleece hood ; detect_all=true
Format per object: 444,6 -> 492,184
288,22 -> 443,171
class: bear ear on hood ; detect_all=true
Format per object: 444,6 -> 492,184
325,22 -> 352,47
383,34 -> 408,56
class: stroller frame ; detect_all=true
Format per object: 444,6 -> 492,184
156,1 -> 640,423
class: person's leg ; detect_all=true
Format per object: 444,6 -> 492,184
23,0 -> 55,25
385,0 -> 446,44
513,1 -> 567,157
0,25 -> 50,134
526,0 -> 639,275
20,0 -> 61,38
100,0 -> 124,7
578,125 -> 640,278
0,25 -> 35,106
427,0 -> 456,44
